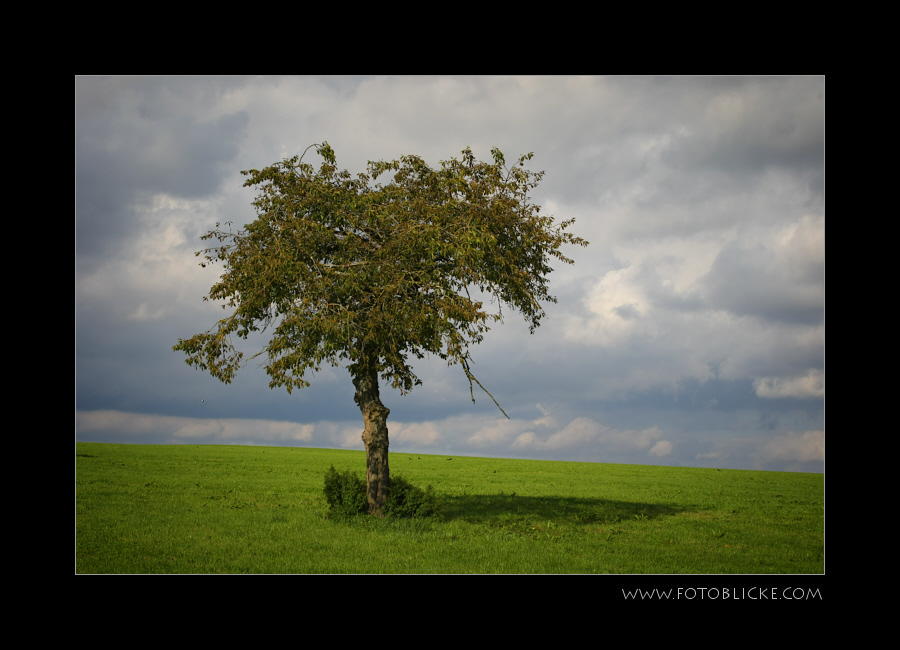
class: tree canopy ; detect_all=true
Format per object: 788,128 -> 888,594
174,142 -> 587,513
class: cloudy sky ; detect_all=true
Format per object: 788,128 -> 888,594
75,76 -> 824,473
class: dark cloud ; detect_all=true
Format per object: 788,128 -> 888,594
76,77 -> 250,265
702,236 -> 824,325
662,77 -> 824,175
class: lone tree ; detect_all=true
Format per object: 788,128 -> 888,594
174,143 -> 587,516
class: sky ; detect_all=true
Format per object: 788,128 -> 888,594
75,76 -> 824,473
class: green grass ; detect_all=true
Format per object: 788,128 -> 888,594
75,442 -> 824,574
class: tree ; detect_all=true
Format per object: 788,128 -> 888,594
173,143 -> 587,516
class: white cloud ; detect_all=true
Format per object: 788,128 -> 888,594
543,417 -> 604,450
128,302 -> 168,322
575,266 -> 649,347
77,192 -> 225,325
753,369 -> 824,399
467,416 -> 537,448
317,422 -> 365,449
648,440 -> 673,457
76,410 -> 314,444
511,432 -> 540,449
759,430 -> 824,463
509,416 -> 665,455
392,421 -> 444,446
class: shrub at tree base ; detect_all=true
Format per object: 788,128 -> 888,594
323,466 -> 368,517
383,474 -> 440,519
324,465 -> 439,519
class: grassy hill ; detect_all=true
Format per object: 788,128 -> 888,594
75,442 -> 824,574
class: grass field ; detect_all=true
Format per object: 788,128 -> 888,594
75,442 -> 824,574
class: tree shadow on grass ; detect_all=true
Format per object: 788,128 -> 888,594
440,492 -> 689,526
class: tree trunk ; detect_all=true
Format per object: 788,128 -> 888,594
352,360 -> 390,516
